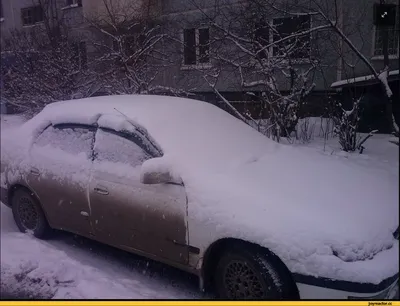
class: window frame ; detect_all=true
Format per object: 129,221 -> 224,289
371,6 -> 399,60
21,5 -> 44,27
33,123 -> 97,160
62,0 -> 82,10
181,27 -> 211,69
253,20 -> 272,59
72,41 -> 88,70
270,14 -> 312,60
0,0 -> 4,21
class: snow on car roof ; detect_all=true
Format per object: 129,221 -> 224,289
30,94 -> 277,170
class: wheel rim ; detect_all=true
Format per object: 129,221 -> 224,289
223,260 -> 266,299
17,196 -> 38,231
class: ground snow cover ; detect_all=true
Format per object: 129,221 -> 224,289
1,205 -> 201,299
0,98 -> 398,298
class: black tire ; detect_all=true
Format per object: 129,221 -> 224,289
215,245 -> 294,300
11,188 -> 51,239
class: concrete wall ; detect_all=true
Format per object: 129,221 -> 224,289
82,0 -> 144,21
1,0 -> 398,99
155,0 -> 398,95
337,0 -> 399,80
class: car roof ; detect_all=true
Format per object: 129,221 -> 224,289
32,95 -> 275,171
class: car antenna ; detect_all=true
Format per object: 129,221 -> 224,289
114,107 -> 146,136
114,107 -> 140,132
113,108 -> 162,156
114,108 -> 130,120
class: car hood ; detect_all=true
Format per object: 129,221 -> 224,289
178,143 -> 398,276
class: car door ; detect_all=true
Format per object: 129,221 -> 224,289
26,123 -> 95,237
89,127 -> 189,265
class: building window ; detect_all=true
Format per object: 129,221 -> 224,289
253,21 -> 271,59
373,15 -> 399,57
183,28 -> 210,66
0,0 -> 4,19
66,0 -> 82,6
21,5 -> 44,26
72,41 -> 87,69
272,15 -> 311,59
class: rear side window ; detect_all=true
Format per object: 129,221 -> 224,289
94,129 -> 150,168
34,125 -> 95,158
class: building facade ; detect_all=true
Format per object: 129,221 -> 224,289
0,0 -> 399,130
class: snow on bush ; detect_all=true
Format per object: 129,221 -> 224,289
332,98 -> 366,152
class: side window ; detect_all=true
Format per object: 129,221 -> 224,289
34,125 -> 95,158
94,129 -> 150,168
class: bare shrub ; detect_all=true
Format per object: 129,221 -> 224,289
332,98 -> 361,152
298,117 -> 316,143
332,97 -> 377,153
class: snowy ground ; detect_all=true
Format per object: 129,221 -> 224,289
1,205 -> 204,299
1,114 -> 398,299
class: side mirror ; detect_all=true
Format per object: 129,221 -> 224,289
140,158 -> 183,185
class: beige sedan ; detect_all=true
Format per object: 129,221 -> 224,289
1,95 -> 398,300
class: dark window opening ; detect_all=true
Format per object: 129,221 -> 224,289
198,28 -> 210,63
254,21 -> 270,59
72,41 -> 87,69
66,0 -> 82,6
273,15 -> 311,59
374,7 -> 399,57
21,5 -> 44,26
183,28 -> 197,65
123,35 -> 136,56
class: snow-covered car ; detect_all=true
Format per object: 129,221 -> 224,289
0,95 -> 398,300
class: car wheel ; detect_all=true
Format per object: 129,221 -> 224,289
215,246 -> 291,299
11,188 -> 51,239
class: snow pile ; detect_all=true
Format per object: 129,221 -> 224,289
140,156 -> 182,184
97,114 -> 137,134
183,144 -> 398,284
0,115 -> 28,131
50,112 -> 101,127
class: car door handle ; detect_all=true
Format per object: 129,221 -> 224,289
94,187 -> 109,195
30,167 -> 40,176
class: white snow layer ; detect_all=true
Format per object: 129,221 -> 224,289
378,70 -> 393,98
1,95 -> 398,287
0,207 -> 199,299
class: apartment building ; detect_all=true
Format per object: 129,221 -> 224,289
0,0 -> 398,131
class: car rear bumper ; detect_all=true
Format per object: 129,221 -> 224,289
1,187 -> 10,207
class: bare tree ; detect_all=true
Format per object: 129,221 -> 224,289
191,0 -> 398,144
84,0 -> 183,96
275,0 -> 399,139
1,0 -> 96,114
190,0 -> 327,141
